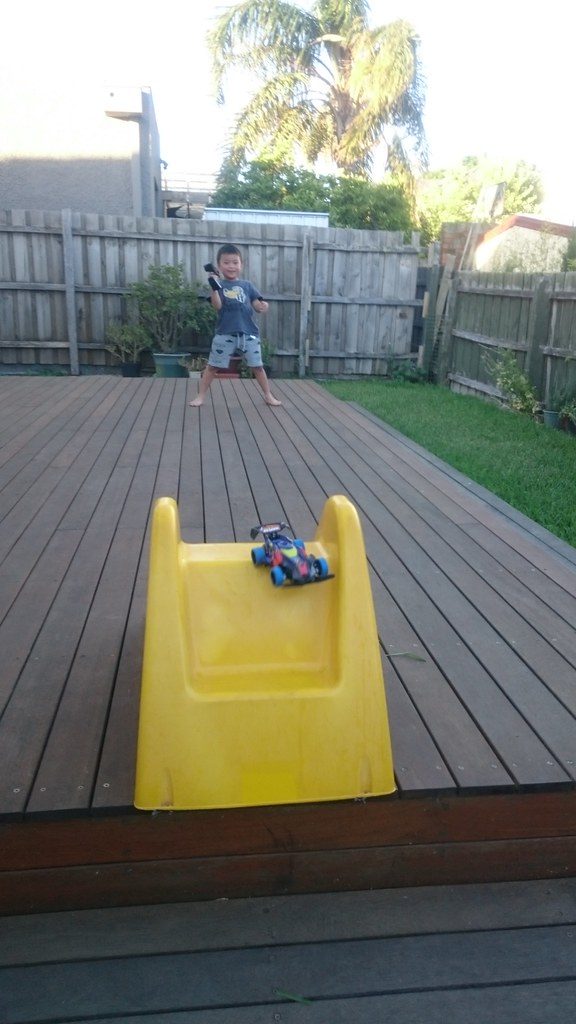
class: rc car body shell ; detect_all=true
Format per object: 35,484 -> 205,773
250,522 -> 330,586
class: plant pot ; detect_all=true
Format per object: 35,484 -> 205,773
217,355 -> 242,379
543,409 -> 560,429
153,352 -> 190,378
121,361 -> 141,378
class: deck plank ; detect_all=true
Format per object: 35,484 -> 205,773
345,397 -> 576,583
0,382 -> 147,698
0,385 -> 113,530
352,402 -> 576,567
343,397 -> 576,595
3,877 -> 575,965
290,383 -> 576,773
313,388 -> 576,667
0,376 -> 576,891
25,382 -> 181,814
281,380 -> 574,788
0,380 -> 144,622
0,377 -> 99,454
196,385 -> 235,542
24,984 -> 572,1024
0,379 -> 133,551
178,386 -> 205,541
2,920 -> 576,1022
93,383 -> 183,810
232,386 -> 457,792
0,382 -> 157,814
2,880 -> 576,1023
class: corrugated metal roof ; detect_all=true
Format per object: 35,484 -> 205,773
203,207 -> 329,227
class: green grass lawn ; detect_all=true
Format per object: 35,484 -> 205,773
322,380 -> 576,549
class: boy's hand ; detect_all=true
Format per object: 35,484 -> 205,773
204,261 -> 222,292
253,298 -> 268,313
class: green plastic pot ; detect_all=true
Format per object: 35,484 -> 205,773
153,352 -> 189,378
543,409 -> 560,429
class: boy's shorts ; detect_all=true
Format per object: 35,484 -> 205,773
207,334 -> 263,369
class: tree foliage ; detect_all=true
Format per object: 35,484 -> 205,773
416,155 -> 544,243
208,0 -> 426,182
563,229 -> 576,271
209,158 -> 413,232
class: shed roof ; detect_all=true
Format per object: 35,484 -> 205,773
482,214 -> 574,243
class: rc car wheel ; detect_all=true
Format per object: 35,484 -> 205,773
251,546 -> 267,565
271,566 -> 285,587
314,557 -> 329,579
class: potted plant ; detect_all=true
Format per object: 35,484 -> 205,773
542,384 -> 568,429
559,396 -> 576,434
484,348 -> 540,417
127,263 -> 215,378
180,354 -> 207,379
105,322 -> 150,377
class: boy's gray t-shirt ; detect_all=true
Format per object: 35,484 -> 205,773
216,278 -> 261,336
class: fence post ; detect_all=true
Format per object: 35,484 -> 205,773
433,266 -> 459,384
421,263 -> 441,373
61,209 -> 80,375
524,275 -> 551,397
298,233 -> 313,378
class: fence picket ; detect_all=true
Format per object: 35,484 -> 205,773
0,210 -> 420,377
436,270 -> 576,405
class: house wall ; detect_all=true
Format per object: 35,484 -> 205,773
475,225 -> 569,273
0,84 -> 162,217
439,222 -> 489,269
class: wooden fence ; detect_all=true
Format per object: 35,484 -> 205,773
425,269 -> 576,407
0,209 -> 421,376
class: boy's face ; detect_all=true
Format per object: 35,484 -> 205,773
218,253 -> 243,280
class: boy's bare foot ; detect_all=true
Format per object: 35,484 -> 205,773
265,396 -> 282,406
189,396 -> 203,407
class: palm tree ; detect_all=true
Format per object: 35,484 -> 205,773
208,0 -> 426,181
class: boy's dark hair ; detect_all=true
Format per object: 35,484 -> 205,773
216,243 -> 242,262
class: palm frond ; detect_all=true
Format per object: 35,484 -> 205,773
315,0 -> 370,33
349,22 -> 416,108
208,0 -> 320,98
302,107 -> 337,163
227,76 -> 318,162
208,0 -> 427,180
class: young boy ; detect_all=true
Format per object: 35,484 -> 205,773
189,244 -> 281,407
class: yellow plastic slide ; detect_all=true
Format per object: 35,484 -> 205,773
134,494 -> 395,810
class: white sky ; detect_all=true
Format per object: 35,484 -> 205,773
2,0 -> 575,223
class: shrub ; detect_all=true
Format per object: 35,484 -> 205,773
484,347 -> 540,416
128,263 -> 215,353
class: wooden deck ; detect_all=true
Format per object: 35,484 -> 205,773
1,375 -> 576,915
3,878 -> 576,1022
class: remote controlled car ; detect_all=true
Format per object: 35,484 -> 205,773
250,522 -> 332,587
